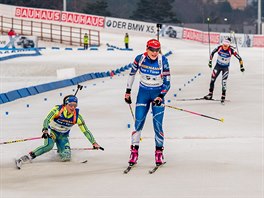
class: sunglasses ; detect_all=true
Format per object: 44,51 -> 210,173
148,47 -> 160,52
68,103 -> 77,108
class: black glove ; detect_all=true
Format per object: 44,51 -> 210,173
124,88 -> 132,104
153,94 -> 164,106
208,60 -> 212,68
41,128 -> 51,139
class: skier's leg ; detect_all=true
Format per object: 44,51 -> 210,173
209,65 -> 221,92
221,67 -> 229,101
57,133 -> 71,162
131,88 -> 150,146
128,88 -> 151,164
205,65 -> 221,99
150,89 -> 165,165
30,133 -> 55,158
152,102 -> 165,148
18,133 -> 55,165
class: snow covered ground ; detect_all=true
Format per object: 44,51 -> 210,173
0,31 -> 263,198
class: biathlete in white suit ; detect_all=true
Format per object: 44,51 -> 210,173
124,39 -> 171,166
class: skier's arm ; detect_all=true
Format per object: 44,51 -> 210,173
125,56 -> 141,104
126,55 -> 141,90
77,114 -> 96,144
231,48 -> 244,71
153,57 -> 171,106
43,106 -> 60,129
210,46 -> 221,60
126,63 -> 139,90
231,47 -> 242,62
160,57 -> 171,98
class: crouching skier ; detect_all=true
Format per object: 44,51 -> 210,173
124,39 -> 171,168
16,95 -> 102,169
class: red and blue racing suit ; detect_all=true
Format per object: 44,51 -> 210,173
209,45 -> 242,95
127,52 -> 171,148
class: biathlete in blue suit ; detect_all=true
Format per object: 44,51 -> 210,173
124,39 -> 171,166
204,37 -> 245,103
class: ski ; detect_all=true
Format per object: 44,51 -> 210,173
14,157 -> 87,169
176,98 -> 229,102
123,164 -> 136,174
15,159 -> 22,170
149,162 -> 166,174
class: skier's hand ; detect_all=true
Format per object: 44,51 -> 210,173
124,89 -> 132,104
208,60 -> 212,68
93,142 -> 104,151
240,60 -> 245,72
41,128 -> 51,139
153,97 -> 163,106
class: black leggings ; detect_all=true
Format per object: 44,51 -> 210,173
209,64 -> 229,95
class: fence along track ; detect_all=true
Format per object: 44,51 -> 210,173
0,16 -> 100,46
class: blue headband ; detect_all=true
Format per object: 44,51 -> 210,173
65,96 -> 78,105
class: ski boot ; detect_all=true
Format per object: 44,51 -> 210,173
16,152 -> 35,169
128,145 -> 139,166
221,95 -> 226,104
221,91 -> 226,104
155,147 -> 164,165
204,92 -> 213,100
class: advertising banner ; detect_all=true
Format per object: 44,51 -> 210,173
0,35 -> 38,49
220,33 -> 253,47
105,17 -> 156,35
183,28 -> 220,44
182,28 -> 203,42
252,35 -> 264,47
160,25 -> 183,39
15,7 -> 105,28
202,32 -> 220,44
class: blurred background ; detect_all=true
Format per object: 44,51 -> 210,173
0,0 -> 263,34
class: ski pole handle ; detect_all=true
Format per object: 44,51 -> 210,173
0,137 -> 42,145
74,84 -> 83,96
93,146 -> 105,151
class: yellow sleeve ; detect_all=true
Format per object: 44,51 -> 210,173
77,114 -> 96,144
43,106 -> 60,129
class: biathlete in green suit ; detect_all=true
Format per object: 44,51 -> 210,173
16,95 -> 102,168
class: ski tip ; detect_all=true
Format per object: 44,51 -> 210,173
220,118 -> 224,122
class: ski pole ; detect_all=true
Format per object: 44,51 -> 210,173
74,84 -> 83,96
128,104 -> 135,121
0,136 -> 42,145
164,104 -> 224,122
128,104 -> 142,141
53,147 -> 104,151
207,17 -> 211,57
231,31 -> 239,54
80,146 -> 104,151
